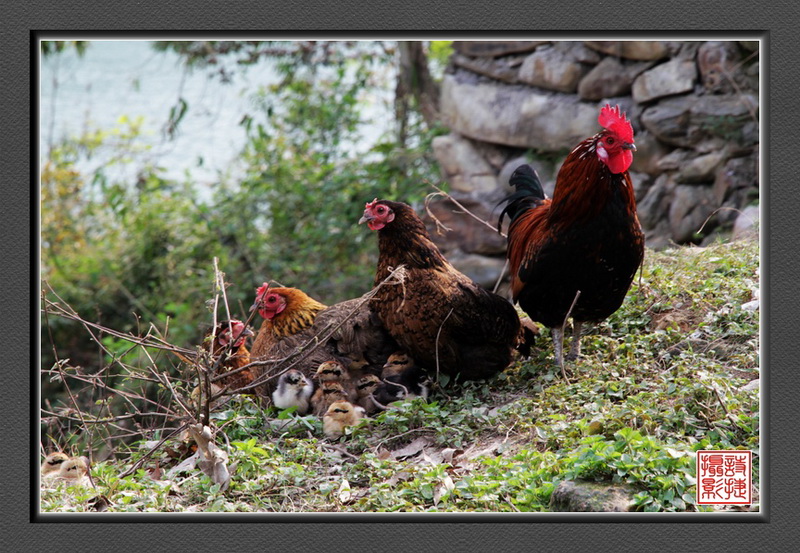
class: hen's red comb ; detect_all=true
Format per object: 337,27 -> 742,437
255,283 -> 270,299
365,198 -> 380,209
598,104 -> 634,143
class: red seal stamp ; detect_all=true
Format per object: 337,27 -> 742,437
696,450 -> 752,505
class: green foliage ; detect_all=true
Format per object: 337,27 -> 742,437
40,41 -> 444,459
41,41 -> 88,57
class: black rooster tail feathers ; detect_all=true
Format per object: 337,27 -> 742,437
497,164 -> 546,232
509,164 -> 545,198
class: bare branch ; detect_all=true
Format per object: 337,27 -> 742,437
427,184 -> 507,238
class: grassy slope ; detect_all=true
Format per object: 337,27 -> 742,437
41,238 -> 760,513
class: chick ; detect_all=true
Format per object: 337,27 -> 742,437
322,401 -> 363,439
381,352 -> 414,378
314,360 -> 357,402
272,369 -> 314,414
354,373 -> 384,415
43,455 -> 92,487
346,356 -> 371,380
41,452 -> 70,478
310,380 -> 350,417
378,352 -> 431,403
61,456 -> 90,481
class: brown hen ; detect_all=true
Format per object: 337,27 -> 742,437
359,199 -> 522,382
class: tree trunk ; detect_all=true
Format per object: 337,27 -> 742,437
395,41 -> 441,144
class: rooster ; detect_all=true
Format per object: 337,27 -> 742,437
498,104 -> 645,373
249,284 -> 397,399
359,199 -> 522,382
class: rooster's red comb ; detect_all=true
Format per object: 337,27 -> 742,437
365,198 -> 380,209
598,104 -> 634,143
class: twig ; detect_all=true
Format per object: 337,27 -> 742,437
319,443 -> 360,461
697,206 -> 746,236
424,193 -> 453,235
383,379 -> 410,398
434,308 -> 455,384
493,259 -> 509,294
40,409 -> 176,424
42,289 -> 93,463
710,384 -> 743,432
373,427 -> 434,451
42,295 -> 197,359
427,184 -> 508,238
505,495 -> 521,512
368,394 -> 389,412
118,422 -> 190,479
559,290 -> 582,382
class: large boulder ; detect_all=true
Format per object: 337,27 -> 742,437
432,134 -> 498,194
637,173 -> 675,230
628,130 -> 672,175
697,41 -> 746,94
677,151 -> 727,184
632,58 -> 697,103
584,41 -> 673,61
445,249 -> 507,289
669,183 -> 718,242
452,41 -> 545,58
518,44 -> 592,93
440,71 -> 599,150
640,94 -> 758,148
578,57 -> 653,101
712,153 -> 758,205
550,479 -> 636,512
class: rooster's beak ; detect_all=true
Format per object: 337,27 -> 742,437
622,142 -> 636,152
358,213 -> 373,225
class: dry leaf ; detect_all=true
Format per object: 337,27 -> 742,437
441,448 -> 462,464
187,423 -> 231,491
337,478 -> 352,503
166,452 -> 198,479
433,474 -> 456,506
376,448 -> 392,461
390,437 -> 433,460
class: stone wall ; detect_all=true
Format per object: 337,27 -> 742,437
423,40 -> 759,288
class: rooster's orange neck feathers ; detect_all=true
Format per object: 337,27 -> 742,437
547,137 -> 637,232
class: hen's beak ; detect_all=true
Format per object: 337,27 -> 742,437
358,212 -> 373,225
622,142 -> 636,152
242,327 -> 254,337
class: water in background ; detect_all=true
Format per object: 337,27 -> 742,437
39,40 -> 392,188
